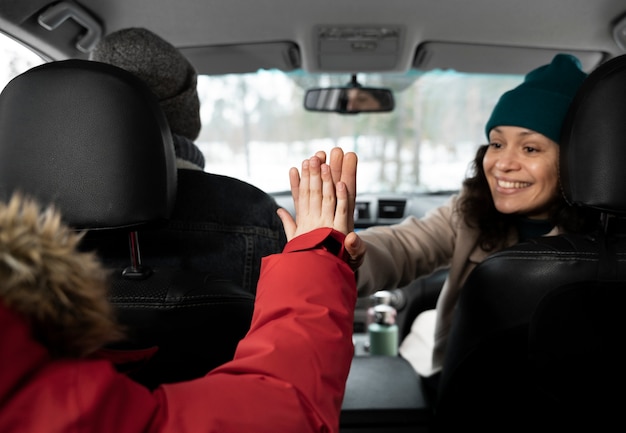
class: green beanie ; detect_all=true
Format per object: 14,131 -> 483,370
485,54 -> 587,143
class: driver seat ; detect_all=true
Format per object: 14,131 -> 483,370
0,59 -> 254,389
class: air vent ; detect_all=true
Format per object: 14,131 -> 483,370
355,201 -> 370,220
378,200 -> 406,219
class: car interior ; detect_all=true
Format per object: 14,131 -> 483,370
1,0 -> 626,431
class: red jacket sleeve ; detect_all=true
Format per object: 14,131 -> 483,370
155,228 -> 357,433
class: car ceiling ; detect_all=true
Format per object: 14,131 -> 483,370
1,0 -> 625,76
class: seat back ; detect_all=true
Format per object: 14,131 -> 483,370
435,54 -> 626,430
0,60 -> 254,389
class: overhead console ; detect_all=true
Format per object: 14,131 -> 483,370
313,25 -> 405,72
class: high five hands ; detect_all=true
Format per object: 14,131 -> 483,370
277,147 -> 366,270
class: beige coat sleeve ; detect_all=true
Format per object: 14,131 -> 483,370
355,195 -> 461,296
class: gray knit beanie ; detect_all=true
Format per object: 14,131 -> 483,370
90,27 -> 201,141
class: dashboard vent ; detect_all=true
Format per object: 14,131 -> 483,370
378,199 -> 406,219
355,201 -> 370,219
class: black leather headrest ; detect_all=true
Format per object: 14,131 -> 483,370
560,54 -> 626,214
0,59 -> 177,229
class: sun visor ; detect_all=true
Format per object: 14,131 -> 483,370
181,41 -> 301,75
414,42 -> 605,74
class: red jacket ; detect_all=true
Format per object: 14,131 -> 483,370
0,228 -> 356,433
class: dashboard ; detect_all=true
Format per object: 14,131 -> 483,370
272,191 -> 455,228
272,190 -> 454,335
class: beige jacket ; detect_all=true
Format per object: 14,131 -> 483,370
357,194 -> 522,376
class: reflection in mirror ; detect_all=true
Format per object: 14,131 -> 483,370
304,87 -> 394,114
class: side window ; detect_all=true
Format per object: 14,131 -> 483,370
0,33 -> 46,90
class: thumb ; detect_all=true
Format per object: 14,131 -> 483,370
277,208 -> 297,242
344,231 -> 365,270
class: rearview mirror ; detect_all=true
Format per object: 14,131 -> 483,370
304,87 -> 394,114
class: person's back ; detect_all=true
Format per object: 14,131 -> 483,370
89,27 -> 286,292
138,169 -> 285,293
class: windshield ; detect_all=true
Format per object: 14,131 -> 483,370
0,32 -> 524,196
196,70 -> 523,194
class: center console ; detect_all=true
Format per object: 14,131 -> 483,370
340,336 -> 434,432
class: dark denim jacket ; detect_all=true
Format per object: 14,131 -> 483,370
84,169 -> 287,295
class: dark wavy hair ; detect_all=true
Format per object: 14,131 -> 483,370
458,144 -> 599,251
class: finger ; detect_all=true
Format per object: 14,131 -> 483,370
345,231 -> 362,255
345,231 -> 366,270
329,147 -> 344,186
277,208 -> 297,242
321,163 -> 337,226
342,152 -> 358,231
333,181 -> 349,234
341,152 -> 358,199
298,159 -> 311,218
308,156 -> 323,219
315,150 -> 327,164
288,166 -> 301,215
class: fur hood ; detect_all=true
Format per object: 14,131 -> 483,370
0,194 -> 123,358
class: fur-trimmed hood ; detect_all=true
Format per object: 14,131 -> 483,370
0,194 -> 123,358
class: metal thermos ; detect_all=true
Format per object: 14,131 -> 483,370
368,303 -> 398,356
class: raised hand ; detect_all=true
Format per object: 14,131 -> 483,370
280,147 -> 365,270
277,152 -> 353,242
317,148 -> 364,271
308,148 -> 358,233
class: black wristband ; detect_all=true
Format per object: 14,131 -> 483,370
320,235 -> 342,257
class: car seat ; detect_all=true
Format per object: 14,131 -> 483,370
0,59 -> 254,389
434,54 -> 626,431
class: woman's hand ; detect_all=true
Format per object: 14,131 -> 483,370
344,231 -> 366,271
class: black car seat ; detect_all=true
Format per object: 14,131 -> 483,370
434,54 -> 626,432
0,59 -> 254,389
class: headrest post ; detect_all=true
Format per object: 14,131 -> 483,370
122,230 -> 152,279
601,212 -> 611,234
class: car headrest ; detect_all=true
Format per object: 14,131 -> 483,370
0,59 -> 177,229
560,54 -> 626,214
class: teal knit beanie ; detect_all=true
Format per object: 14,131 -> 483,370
485,54 -> 587,143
